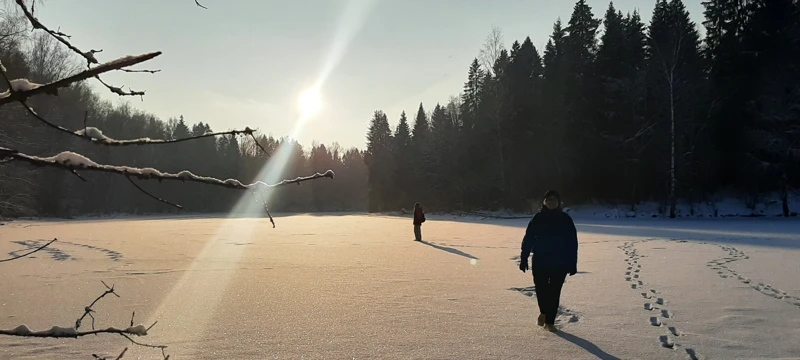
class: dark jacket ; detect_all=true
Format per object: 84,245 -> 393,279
520,207 -> 578,273
413,208 -> 426,226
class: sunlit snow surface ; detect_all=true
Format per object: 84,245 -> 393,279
1,214 -> 799,359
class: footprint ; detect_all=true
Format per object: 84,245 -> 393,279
668,326 -> 681,336
627,266 -> 633,270
686,348 -> 701,360
632,284 -> 638,289
626,277 -> 632,281
626,271 -> 631,275
523,292 -> 534,297
634,269 -> 640,273
656,298 -> 665,305
637,280 -> 644,285
644,303 -> 654,310
634,274 -> 640,279
659,335 -> 675,349
661,310 -> 673,318
642,292 -> 652,299
650,317 -> 662,326
650,289 -> 658,294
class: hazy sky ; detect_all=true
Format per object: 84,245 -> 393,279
35,0 -> 704,149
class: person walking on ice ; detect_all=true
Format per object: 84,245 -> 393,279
413,202 -> 425,241
518,190 -> 578,332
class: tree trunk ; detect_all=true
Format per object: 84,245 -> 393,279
668,74 -> 677,219
781,177 -> 790,217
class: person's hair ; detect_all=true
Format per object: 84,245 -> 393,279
414,202 -> 420,208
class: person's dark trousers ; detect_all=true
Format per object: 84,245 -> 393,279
533,269 -> 568,325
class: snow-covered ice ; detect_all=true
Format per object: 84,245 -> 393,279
1,214 -> 799,359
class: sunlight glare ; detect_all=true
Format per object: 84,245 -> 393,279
297,88 -> 322,117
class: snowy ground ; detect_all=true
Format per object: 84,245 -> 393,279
1,214 -> 799,359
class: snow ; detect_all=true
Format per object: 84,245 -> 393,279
43,151 -> 100,168
8,79 -> 42,92
1,214 -> 799,359
75,127 -> 110,141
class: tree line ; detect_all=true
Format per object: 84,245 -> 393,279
365,0 -> 800,217
0,11 -> 366,218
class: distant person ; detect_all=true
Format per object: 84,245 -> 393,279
518,190 -> 578,332
413,202 -> 426,241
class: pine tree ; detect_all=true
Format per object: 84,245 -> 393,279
365,110 -> 394,211
460,59 -> 484,131
393,111 -> 412,209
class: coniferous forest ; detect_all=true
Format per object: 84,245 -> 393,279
366,0 -> 799,217
2,0 -> 799,218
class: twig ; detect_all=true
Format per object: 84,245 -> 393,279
0,52 -> 161,106
95,76 -> 145,99
70,169 -> 87,182
0,326 -> 147,338
76,281 -> 120,330
249,132 -> 269,156
126,176 -> 182,209
195,0 -> 208,9
92,347 -> 127,360
0,238 -> 56,263
0,146 -> 334,190
14,0 -> 99,65
120,68 -> 161,74
16,100 -> 263,148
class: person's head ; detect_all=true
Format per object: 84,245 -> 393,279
415,202 -> 421,210
542,190 -> 561,210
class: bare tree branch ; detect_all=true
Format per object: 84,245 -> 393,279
126,176 -> 182,209
0,238 -> 56,263
94,76 -> 145,99
0,146 -> 335,190
14,0 -> 99,65
120,68 -> 161,74
0,52 -> 162,105
92,347 -> 127,360
76,281 -> 120,330
195,0 -> 208,9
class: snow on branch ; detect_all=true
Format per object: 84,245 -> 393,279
0,238 -> 56,263
0,52 -> 161,106
0,281 -> 169,358
0,147 -> 335,191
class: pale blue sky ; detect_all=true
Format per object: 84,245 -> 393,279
35,0 -> 704,149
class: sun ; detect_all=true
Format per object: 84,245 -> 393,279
297,88 -> 322,116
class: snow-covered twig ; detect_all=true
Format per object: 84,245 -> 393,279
0,238 -> 56,263
0,52 -> 161,106
0,147 -> 335,190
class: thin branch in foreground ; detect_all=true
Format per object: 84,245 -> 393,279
120,68 -> 161,74
0,52 -> 162,106
76,281 -> 120,330
92,347 -> 127,360
0,147 -> 335,190
195,0 -> 208,9
126,176 -> 182,209
16,98 -> 263,150
95,76 -> 145,99
0,238 -> 56,263
14,0 -> 99,65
